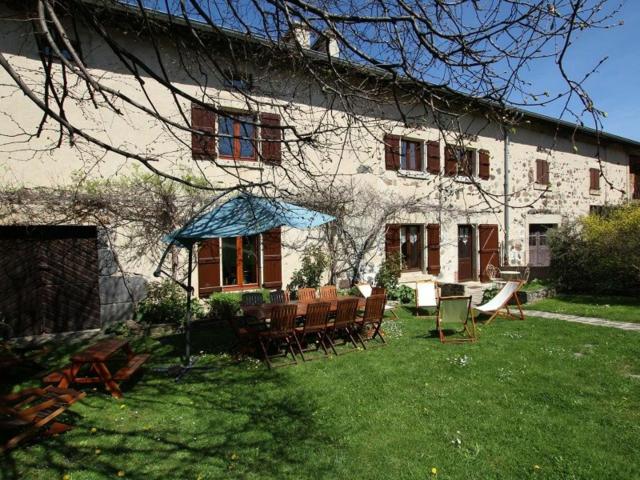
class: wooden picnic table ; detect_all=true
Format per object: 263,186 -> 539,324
43,338 -> 150,399
241,296 -> 366,322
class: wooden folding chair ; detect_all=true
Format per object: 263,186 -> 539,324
369,287 -> 398,320
1,386 -> 86,452
355,294 -> 386,348
326,298 -> 360,354
257,304 -> 300,369
475,281 -> 525,325
296,288 -> 317,302
436,296 -> 477,343
415,280 -> 439,317
295,302 -> 331,359
319,285 -> 337,299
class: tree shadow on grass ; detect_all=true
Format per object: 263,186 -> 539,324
2,325 -> 342,480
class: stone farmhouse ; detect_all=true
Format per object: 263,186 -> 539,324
0,1 -> 639,335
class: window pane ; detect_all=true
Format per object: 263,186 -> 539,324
219,116 -> 233,136
239,138 -> 254,158
400,225 -> 421,269
242,235 -> 258,284
219,136 -> 233,157
222,237 -> 237,286
400,141 -> 408,170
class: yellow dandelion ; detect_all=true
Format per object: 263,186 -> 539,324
431,467 -> 438,475
90,427 -> 97,433
230,452 -> 239,461
533,465 -> 541,470
63,475 -> 71,480
117,470 -> 125,477
95,449 -> 102,455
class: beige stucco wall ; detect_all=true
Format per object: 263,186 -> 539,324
0,8 -> 634,293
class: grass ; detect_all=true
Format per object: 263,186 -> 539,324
520,279 -> 550,292
525,294 -> 640,323
3,307 -> 640,480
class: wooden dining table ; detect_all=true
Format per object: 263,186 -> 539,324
241,296 -> 366,322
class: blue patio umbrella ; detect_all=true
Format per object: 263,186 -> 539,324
155,193 -> 335,372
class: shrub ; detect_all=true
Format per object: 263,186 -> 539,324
375,251 -> 402,291
288,246 -> 328,291
207,293 -> 242,322
136,279 -> 204,325
387,284 -> 415,304
548,203 -> 640,294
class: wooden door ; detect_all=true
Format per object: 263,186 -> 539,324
529,224 -> 552,267
478,224 -> 499,282
0,226 -> 100,337
457,225 -> 474,282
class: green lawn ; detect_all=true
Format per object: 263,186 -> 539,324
3,308 -> 640,480
525,294 -> 640,323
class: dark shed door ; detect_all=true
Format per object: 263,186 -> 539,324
478,225 -> 499,282
529,224 -> 553,267
0,226 -> 100,337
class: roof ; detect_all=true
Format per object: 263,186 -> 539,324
66,0 -> 640,151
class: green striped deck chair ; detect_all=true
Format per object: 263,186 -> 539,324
436,296 -> 477,343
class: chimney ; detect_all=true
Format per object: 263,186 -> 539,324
311,30 -> 340,58
283,22 -> 311,49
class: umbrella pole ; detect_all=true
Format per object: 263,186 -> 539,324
184,243 -> 193,364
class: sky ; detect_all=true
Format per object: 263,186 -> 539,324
520,1 -> 640,141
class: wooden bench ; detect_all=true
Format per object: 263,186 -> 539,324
113,354 -> 151,381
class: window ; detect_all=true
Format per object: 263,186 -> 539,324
221,235 -> 259,287
223,70 -> 253,91
400,139 -> 422,171
400,225 -> 423,271
218,113 -> 256,160
589,168 -> 600,191
36,30 -> 80,63
631,155 -> 640,199
536,159 -> 550,185
445,147 -> 475,176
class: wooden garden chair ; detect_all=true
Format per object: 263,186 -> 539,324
436,296 -> 477,344
269,289 -> 290,304
295,301 -> 331,359
257,304 -> 300,369
326,297 -> 360,354
1,386 -> 86,452
475,281 -> 525,325
319,285 -> 338,299
296,288 -> 317,302
355,294 -> 386,348
357,285 -> 398,319
415,280 -> 439,317
241,292 -> 265,306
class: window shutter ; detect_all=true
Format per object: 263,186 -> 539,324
589,168 -> 600,190
479,150 -> 490,179
384,134 -> 400,171
262,227 -> 282,288
445,146 -> 457,176
544,161 -> 550,185
260,113 -> 282,164
198,239 -> 221,296
191,103 -> 216,159
384,224 -> 400,259
426,140 -> 440,174
426,224 -> 441,275
536,159 -> 549,185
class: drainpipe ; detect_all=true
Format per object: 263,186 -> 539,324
503,125 -> 510,266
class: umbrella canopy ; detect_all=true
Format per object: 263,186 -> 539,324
165,194 -> 334,245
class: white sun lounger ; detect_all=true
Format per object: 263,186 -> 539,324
475,281 -> 525,325
415,280 -> 438,316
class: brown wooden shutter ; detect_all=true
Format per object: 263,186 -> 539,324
260,113 -> 282,164
478,225 -> 499,282
589,168 -> 600,190
191,103 -> 216,159
384,224 -> 400,259
479,150 -> 490,179
426,224 -> 441,275
262,227 -> 282,288
198,239 -> 221,296
536,159 -> 549,185
445,146 -> 457,176
426,140 -> 440,174
384,134 -> 400,171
